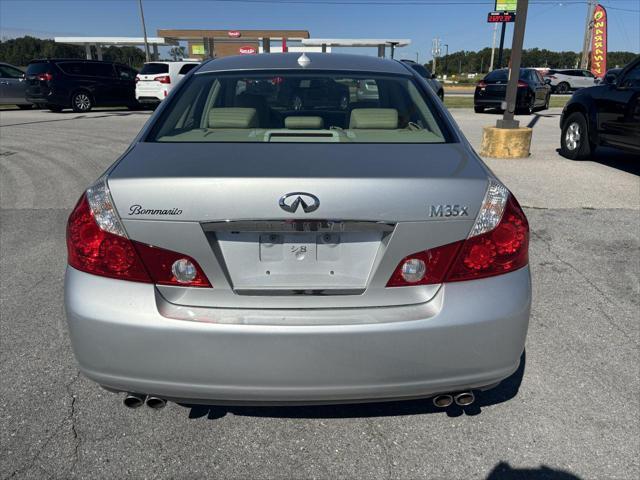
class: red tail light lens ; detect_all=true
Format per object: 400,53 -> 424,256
134,242 -> 210,287
67,194 -> 211,287
37,72 -> 53,82
445,195 -> 528,282
154,75 -> 171,84
387,241 -> 463,287
477,80 -> 487,88
135,76 -> 140,83
517,80 -> 528,88
67,195 -> 150,282
386,194 -> 528,287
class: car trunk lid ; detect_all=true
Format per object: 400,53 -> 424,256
109,142 -> 488,308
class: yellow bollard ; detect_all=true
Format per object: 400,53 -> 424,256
480,126 -> 533,159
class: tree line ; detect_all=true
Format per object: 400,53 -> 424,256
423,47 -> 638,75
0,36 -> 146,68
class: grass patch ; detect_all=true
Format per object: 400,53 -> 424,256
444,95 -> 568,109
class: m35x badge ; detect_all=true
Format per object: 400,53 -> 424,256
429,204 -> 469,217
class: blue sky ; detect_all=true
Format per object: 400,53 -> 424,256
1,0 -> 638,60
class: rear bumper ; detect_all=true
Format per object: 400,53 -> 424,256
474,90 -> 530,109
135,87 -> 167,102
64,266 -> 531,404
26,89 -> 69,107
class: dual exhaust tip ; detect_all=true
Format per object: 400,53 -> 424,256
125,391 -> 473,410
432,391 -> 475,408
123,393 -> 166,410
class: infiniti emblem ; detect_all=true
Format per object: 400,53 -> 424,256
279,192 -> 320,213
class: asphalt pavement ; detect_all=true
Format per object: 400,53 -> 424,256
1,107 -> 638,479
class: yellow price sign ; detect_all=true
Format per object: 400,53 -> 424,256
191,44 -> 205,55
495,0 -> 517,12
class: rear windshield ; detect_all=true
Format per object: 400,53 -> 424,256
178,63 -> 199,75
26,62 -> 52,74
484,69 -> 527,81
141,63 -> 169,75
147,71 -> 451,144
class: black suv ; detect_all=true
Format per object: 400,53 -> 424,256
560,56 -> 640,159
25,59 -> 138,112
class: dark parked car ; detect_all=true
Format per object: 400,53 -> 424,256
560,56 -> 640,159
597,68 -> 623,85
0,62 -> 33,109
474,68 -> 551,114
25,59 -> 138,112
400,59 -> 444,100
291,78 -> 350,111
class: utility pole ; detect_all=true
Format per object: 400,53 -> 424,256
489,22 -> 498,71
497,0 -> 529,129
580,0 -> 596,69
138,0 -> 151,62
431,37 -> 441,75
443,44 -> 449,76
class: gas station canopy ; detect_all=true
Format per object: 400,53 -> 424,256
301,39 -> 410,57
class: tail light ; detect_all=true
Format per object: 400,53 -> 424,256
387,180 -> 529,287
66,178 -> 211,287
517,80 -> 528,88
477,80 -> 487,88
37,72 -> 53,82
135,76 -> 140,83
154,75 -> 171,84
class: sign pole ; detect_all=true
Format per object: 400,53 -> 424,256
497,0 -> 529,129
137,0 -> 151,63
496,22 -> 507,69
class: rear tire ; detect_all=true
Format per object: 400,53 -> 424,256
556,82 -> 570,94
543,93 -> 550,111
71,91 -> 93,112
17,104 -> 33,110
474,106 -> 485,113
560,112 -> 592,160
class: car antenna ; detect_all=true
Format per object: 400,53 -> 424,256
297,53 -> 310,68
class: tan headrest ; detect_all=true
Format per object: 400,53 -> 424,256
208,108 -> 257,128
284,116 -> 324,129
349,108 -> 398,129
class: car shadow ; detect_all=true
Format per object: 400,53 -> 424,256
180,352 -> 526,421
486,462 -> 583,479
556,147 -> 640,176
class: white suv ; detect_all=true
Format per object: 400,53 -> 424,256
135,61 -> 199,105
543,69 -> 596,94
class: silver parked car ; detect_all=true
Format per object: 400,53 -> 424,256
65,53 -> 531,410
0,62 -> 33,109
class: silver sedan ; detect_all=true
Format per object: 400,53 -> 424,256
64,53 -> 531,410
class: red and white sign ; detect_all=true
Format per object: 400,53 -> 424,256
590,4 -> 607,78
238,45 -> 257,55
228,30 -> 241,38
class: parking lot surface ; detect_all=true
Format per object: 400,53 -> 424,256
1,108 -> 638,480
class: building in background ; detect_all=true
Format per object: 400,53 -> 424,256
156,29 -> 311,59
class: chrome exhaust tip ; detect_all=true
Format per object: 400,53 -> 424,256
454,391 -> 475,407
145,396 -> 167,409
432,394 -> 454,408
123,393 -> 146,409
